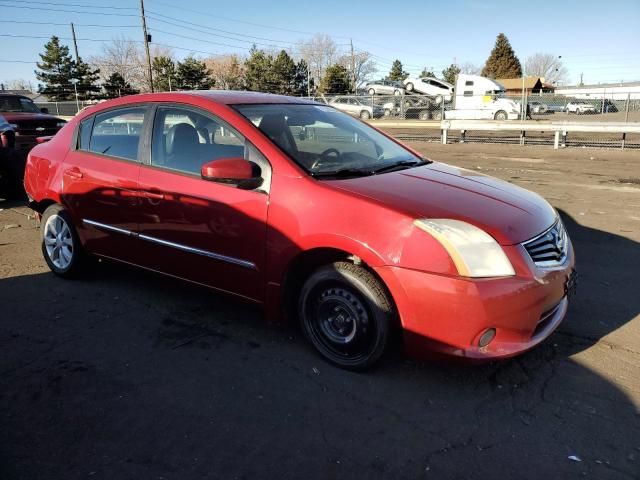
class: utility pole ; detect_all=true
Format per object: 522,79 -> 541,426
350,38 -> 356,93
579,72 -> 584,86
140,0 -> 154,92
70,23 -> 80,62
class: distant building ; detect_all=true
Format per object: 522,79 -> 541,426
554,81 -> 640,100
495,77 -> 549,95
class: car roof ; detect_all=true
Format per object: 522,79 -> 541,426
156,90 -> 320,105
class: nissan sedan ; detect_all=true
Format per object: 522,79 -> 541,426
24,91 -> 575,370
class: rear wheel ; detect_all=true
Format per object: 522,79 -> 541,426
41,204 -> 86,278
494,110 -> 508,120
433,94 -> 443,105
299,262 -> 394,371
360,110 -> 371,120
405,82 -> 414,92
368,88 -> 376,95
384,108 -> 392,117
418,110 -> 430,121
432,111 -> 443,121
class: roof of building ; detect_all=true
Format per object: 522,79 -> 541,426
556,80 -> 640,90
495,77 -> 543,90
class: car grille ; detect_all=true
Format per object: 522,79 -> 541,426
12,119 -> 60,136
522,219 -> 568,267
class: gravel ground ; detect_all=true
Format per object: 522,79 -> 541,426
1,143 -> 639,479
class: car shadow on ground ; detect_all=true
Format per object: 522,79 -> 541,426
1,210 -> 638,479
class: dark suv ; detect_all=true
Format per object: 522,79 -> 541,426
0,94 -> 66,151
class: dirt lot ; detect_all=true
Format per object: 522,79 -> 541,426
1,143 -> 639,479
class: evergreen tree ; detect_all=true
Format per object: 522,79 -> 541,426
152,56 -> 177,92
318,64 -> 351,94
441,64 -> 461,84
73,57 -> 101,100
419,68 -> 436,78
35,36 -> 74,101
293,59 -> 312,96
103,72 -> 139,98
244,47 -> 274,92
175,57 -> 213,90
271,50 -> 297,95
481,33 -> 522,78
387,60 -> 409,82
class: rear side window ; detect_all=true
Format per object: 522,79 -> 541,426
77,117 -> 93,150
87,107 -> 146,161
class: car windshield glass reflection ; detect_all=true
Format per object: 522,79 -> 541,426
234,104 -> 424,178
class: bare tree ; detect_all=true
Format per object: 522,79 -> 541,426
89,37 -> 175,92
339,50 -> 377,91
459,62 -> 480,75
525,53 -> 568,84
297,34 -> 339,85
1,79 -> 35,91
204,54 -> 246,90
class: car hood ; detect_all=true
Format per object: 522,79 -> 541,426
1,112 -> 63,122
326,162 -> 557,245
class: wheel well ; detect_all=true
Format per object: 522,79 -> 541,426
31,198 -> 57,214
281,248 -> 399,330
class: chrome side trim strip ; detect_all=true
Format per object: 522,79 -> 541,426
82,218 -> 256,270
82,219 -> 136,237
138,234 -> 257,270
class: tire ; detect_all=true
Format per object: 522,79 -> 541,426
299,262 -> 394,371
432,111 -> 442,121
418,111 -> 430,121
384,108 -> 391,117
393,89 -> 401,96
405,82 -> 414,92
433,95 -> 443,105
41,204 -> 86,278
360,110 -> 371,120
368,88 -> 375,95
494,110 -> 508,121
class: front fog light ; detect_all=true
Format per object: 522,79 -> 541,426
478,328 -> 496,348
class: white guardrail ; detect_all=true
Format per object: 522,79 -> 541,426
439,120 -> 640,149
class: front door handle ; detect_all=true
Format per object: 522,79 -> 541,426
141,191 -> 164,200
64,168 -> 83,179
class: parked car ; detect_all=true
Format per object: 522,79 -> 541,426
329,96 -> 384,119
545,104 -> 566,113
403,77 -> 453,104
0,94 -> 67,150
24,91 -> 575,370
364,80 -> 404,96
0,114 -> 25,199
566,101 -> 596,114
529,101 -> 548,114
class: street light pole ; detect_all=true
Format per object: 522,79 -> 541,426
70,78 -> 80,112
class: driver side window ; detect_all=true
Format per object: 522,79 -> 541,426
151,106 -> 271,192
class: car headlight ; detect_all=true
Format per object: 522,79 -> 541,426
413,219 -> 515,278
56,121 -> 67,128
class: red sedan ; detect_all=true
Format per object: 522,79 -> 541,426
24,91 -> 575,370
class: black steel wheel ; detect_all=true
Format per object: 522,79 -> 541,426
299,262 -> 394,370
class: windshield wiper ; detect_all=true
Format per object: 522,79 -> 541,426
371,159 -> 430,174
310,168 -> 373,179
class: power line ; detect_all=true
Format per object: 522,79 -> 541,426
0,19 -> 139,28
0,3 -> 138,16
0,0 -> 136,9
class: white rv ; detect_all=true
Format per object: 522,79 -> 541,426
444,74 -> 520,120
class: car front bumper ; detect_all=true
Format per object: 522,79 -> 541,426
374,243 -> 576,361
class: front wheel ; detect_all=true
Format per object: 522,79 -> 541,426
433,95 -> 443,105
418,110 -> 430,121
432,111 -> 443,121
368,88 -> 376,95
41,204 -> 86,278
299,262 -> 394,371
405,82 -> 414,92
494,110 -> 508,120
360,110 -> 371,120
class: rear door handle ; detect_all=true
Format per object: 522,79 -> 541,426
64,168 -> 83,179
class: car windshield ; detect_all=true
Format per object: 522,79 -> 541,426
234,104 -> 426,178
0,96 -> 42,113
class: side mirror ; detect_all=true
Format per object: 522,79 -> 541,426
201,157 -> 263,190
40,107 -> 49,114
